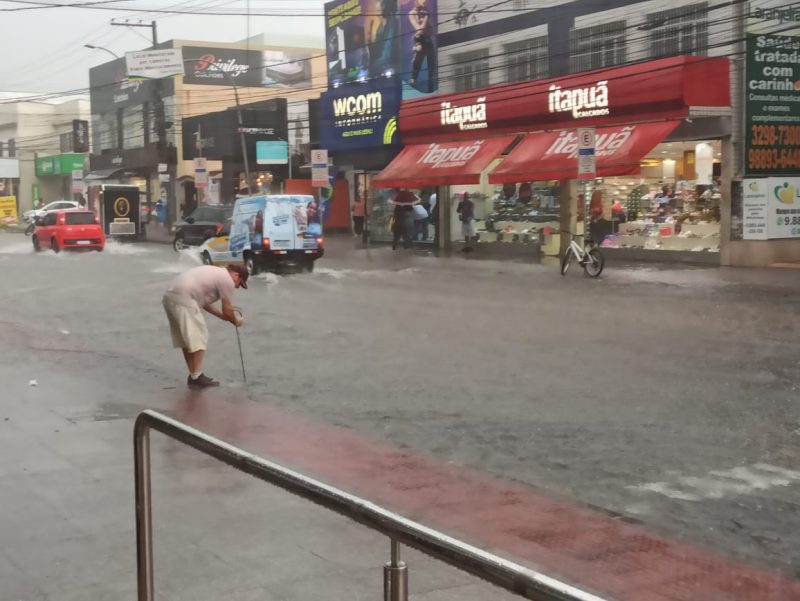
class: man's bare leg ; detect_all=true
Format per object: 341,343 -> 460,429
182,349 -> 205,375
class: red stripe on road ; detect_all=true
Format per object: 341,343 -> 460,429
166,392 -> 800,601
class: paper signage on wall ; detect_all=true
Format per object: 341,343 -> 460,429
311,149 -> 328,187
742,179 -> 769,240
126,49 -> 185,80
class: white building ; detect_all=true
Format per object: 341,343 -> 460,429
0,93 -> 90,214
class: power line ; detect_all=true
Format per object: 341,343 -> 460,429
3,0 -> 796,151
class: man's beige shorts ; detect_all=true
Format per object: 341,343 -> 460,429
162,296 -> 208,352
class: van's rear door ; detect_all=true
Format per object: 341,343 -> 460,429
268,198 -> 295,251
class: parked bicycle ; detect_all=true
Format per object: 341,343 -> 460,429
560,230 -> 605,277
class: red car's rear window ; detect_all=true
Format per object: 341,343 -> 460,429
64,212 -> 96,225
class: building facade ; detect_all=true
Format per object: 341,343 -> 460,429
88,39 -> 326,228
0,95 -> 89,219
371,0 -> 798,266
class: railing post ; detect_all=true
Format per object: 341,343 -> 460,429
384,539 -> 408,601
135,421 -> 154,601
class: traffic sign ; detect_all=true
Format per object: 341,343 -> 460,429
577,127 -> 596,181
311,149 -> 329,187
194,157 -> 208,188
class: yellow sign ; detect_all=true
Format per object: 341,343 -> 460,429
0,196 -> 18,225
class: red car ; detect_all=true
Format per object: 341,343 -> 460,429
32,209 -> 105,252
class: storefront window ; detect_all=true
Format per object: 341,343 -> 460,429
450,182 -> 560,247
592,140 -> 722,253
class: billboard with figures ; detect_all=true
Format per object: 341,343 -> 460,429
324,0 -> 437,95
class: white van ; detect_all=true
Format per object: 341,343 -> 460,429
198,194 -> 324,273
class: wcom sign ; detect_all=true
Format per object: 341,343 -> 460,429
320,77 -> 401,151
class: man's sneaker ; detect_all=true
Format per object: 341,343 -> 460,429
187,373 -> 220,388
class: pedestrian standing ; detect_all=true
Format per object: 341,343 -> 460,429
352,194 -> 366,237
413,201 -> 429,240
392,203 -> 414,250
162,264 -> 248,388
456,192 -> 475,248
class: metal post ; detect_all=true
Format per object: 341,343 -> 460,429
232,85 -> 252,194
383,539 -> 408,601
134,425 -> 154,601
584,181 -> 591,250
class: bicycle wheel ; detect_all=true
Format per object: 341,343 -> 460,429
583,248 -> 605,277
560,249 -> 574,276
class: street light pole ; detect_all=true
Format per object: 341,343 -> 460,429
84,44 -> 120,60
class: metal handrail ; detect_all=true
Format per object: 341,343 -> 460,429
134,409 -> 610,601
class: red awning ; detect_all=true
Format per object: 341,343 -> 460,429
488,121 -> 681,184
373,136 -> 517,188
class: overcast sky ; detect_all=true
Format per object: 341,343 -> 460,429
0,0 -> 328,95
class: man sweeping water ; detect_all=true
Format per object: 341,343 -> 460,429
162,264 -> 248,388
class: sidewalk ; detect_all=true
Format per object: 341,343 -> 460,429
0,321 -> 517,601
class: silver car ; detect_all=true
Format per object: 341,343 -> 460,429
22,200 -> 80,223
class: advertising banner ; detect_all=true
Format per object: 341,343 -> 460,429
319,77 -> 401,150
182,46 -> 312,89
767,177 -> 800,239
126,48 -> 185,80
742,179 -> 769,240
744,1 -> 800,176
400,56 -> 729,144
324,0 -> 437,95
0,196 -> 18,225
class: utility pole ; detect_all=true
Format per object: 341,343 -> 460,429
110,20 -> 173,225
230,82 -> 252,195
111,19 -> 157,45
194,124 -> 204,206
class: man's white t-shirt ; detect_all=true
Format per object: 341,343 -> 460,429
165,265 -> 234,308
